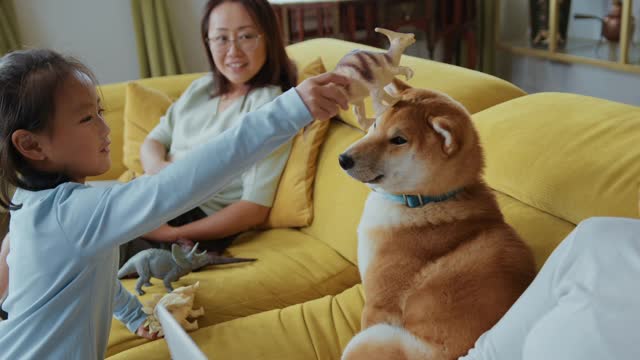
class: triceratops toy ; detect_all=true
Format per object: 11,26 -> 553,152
118,243 -> 255,295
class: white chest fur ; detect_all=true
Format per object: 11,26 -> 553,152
357,192 -> 407,279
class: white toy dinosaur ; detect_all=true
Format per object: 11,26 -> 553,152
142,281 -> 204,337
334,27 -> 416,130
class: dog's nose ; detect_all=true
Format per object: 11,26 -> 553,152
339,154 -> 354,170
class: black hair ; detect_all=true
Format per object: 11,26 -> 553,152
200,0 -> 297,98
0,49 -> 98,210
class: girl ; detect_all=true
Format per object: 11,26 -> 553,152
125,0 -> 302,259
0,48 -> 348,359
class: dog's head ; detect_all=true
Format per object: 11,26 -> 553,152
339,79 -> 484,195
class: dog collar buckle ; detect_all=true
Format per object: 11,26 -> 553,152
382,189 -> 463,208
402,194 -> 424,208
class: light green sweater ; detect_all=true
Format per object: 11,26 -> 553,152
148,75 -> 292,215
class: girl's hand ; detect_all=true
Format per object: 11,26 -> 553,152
137,324 -> 160,340
295,72 -> 351,120
142,224 -> 179,243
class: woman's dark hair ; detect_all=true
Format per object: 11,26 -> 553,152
0,49 -> 98,210
201,0 -> 297,97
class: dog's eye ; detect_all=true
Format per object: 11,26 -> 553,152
390,136 -> 407,145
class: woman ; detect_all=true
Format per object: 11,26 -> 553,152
121,0 -> 299,261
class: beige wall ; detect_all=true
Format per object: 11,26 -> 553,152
14,0 -> 141,84
13,0 -> 212,84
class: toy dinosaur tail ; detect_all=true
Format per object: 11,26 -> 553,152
207,255 -> 257,266
117,259 -> 138,279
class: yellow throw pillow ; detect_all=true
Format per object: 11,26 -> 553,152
122,82 -> 173,177
264,58 -> 331,228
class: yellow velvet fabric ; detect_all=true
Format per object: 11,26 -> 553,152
107,284 -> 365,360
285,38 -> 527,130
493,191 -> 574,269
474,92 -> 640,225
264,57 -> 331,228
299,121 -> 370,263
122,82 -> 173,176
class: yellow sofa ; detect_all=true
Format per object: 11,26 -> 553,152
99,38 -> 640,359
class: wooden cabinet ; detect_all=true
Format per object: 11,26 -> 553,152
269,0 -> 480,69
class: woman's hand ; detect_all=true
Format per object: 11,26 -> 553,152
142,224 -> 179,243
137,324 -> 160,340
141,138 -> 171,175
296,72 -> 351,121
145,160 -> 171,175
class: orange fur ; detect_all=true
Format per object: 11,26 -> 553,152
340,80 -> 536,360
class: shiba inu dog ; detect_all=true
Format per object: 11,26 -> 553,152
339,79 -> 536,360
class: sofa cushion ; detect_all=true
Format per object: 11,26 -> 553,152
122,82 -> 173,176
264,57 -> 331,228
107,284 -> 365,360
493,191 -> 574,269
286,38 -> 526,130
107,228 -> 360,358
474,92 -> 640,225
300,120 -> 371,264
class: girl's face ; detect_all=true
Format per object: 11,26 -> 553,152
37,72 -> 111,183
207,2 -> 267,91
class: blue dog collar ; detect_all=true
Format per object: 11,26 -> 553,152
378,189 -> 463,208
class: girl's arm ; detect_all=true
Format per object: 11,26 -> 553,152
140,138 -> 171,175
0,234 -> 8,304
55,74 -> 349,257
112,278 -> 146,333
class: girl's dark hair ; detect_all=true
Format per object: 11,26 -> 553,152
200,0 -> 297,97
0,49 -> 98,210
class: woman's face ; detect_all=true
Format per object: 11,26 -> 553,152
207,2 -> 267,90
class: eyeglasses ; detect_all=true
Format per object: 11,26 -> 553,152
207,33 -> 263,54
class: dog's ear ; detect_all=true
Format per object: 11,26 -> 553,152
429,116 -> 461,156
386,78 -> 412,97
